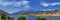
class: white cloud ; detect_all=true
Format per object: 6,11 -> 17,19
1,1 -> 30,14
14,2 -> 22,7
2,1 -> 29,7
22,1 -> 29,6
14,1 -> 29,7
40,2 -> 60,7
51,3 -> 60,6
40,3 -> 49,7
2,2 -> 13,7
51,3 -> 58,6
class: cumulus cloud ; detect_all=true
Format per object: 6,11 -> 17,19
40,2 -> 60,7
2,2 -> 13,7
50,3 -> 60,6
22,1 -> 29,6
2,1 -> 29,7
40,3 -> 49,7
14,2 -> 21,7
1,1 -> 30,14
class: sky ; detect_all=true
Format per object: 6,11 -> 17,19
0,0 -> 60,14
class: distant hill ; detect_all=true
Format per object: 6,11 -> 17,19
0,9 -> 10,15
12,9 -> 35,15
12,9 -> 60,15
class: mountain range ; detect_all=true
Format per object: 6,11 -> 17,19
0,9 -> 60,15
12,9 -> 60,15
0,9 -> 10,15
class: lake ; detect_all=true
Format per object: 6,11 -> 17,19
13,15 -> 60,20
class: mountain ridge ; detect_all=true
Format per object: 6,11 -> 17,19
12,9 -> 60,15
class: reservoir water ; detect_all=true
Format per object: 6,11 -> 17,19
13,15 -> 60,20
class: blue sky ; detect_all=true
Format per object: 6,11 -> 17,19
0,0 -> 60,14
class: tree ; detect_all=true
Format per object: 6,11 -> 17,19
36,17 -> 46,20
1,14 -> 6,20
7,16 -> 14,20
18,16 -> 26,20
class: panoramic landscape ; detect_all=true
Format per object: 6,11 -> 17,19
0,9 -> 60,20
0,0 -> 60,20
